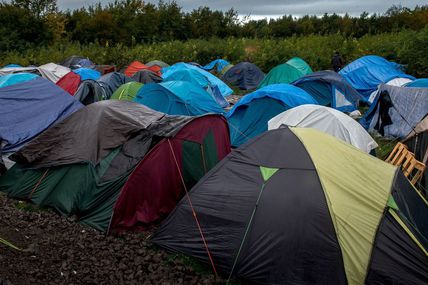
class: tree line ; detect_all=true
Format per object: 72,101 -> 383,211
1,0 -> 428,52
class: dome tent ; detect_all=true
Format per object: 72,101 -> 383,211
226,84 -> 317,147
268,105 -> 378,153
135,81 -> 224,116
202,59 -> 231,74
222,62 -> 265,90
0,73 -> 39,88
131,70 -> 163,84
0,100 -> 231,232
60,56 -> 95,69
258,63 -> 303,88
56,71 -> 81,95
152,127 -> 428,285
146,60 -> 169,68
111,82 -> 143,101
292,70 -> 362,112
124,61 -> 161,77
286,57 -> 313,75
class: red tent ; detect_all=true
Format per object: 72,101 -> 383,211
56,72 -> 81,95
124,61 -> 162,77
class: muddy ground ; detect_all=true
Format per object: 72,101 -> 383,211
0,193 -> 224,285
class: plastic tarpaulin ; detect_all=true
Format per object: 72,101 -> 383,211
0,77 -> 83,153
73,68 -> 101,81
405,79 -> 428,88
201,59 -> 230,73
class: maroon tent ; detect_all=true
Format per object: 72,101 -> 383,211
56,71 -> 81,95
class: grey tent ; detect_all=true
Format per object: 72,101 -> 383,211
222,62 -> 265,90
146,60 -> 169,68
98,72 -> 134,99
132,70 -> 163,84
60,56 -> 95,70
74,80 -> 106,105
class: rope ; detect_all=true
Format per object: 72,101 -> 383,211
227,182 -> 267,284
0,237 -> 22,251
167,139 -> 218,276
28,169 -> 49,200
227,121 -> 251,143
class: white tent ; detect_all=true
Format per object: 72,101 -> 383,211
0,63 -> 70,83
268,104 -> 378,153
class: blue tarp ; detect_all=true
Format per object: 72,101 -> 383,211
73,68 -> 101,81
222,62 -> 265,90
340,55 -> 415,101
0,77 -> 83,152
360,84 -> 428,138
0,73 -> 39,88
226,84 -> 318,147
292,70 -> 363,112
405,79 -> 428,88
134,81 -> 224,116
202,59 -> 231,73
162,63 -> 233,97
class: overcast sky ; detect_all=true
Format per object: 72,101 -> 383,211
58,0 -> 425,18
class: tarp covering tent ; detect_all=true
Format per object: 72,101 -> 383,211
97,72 -> 134,99
268,105 -> 378,153
60,56 -> 95,69
405,79 -> 428,88
0,77 -> 83,153
73,80 -> 106,105
73,68 -> 101,81
162,63 -> 233,97
226,84 -> 318,147
0,100 -> 231,232
361,84 -> 428,138
202,59 -> 231,73
146,60 -> 169,68
132,70 -> 163,84
163,68 -> 229,108
111,82 -> 143,101
152,127 -> 428,285
258,63 -> 303,88
340,55 -> 415,101
134,81 -> 224,116
124,61 -> 162,77
286,57 -> 313,75
292,70 -> 362,112
56,72 -> 81,95
0,73 -> 39,88
222,62 -> 265,90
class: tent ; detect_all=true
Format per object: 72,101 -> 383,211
226,84 -> 318,147
146,60 -> 169,68
0,77 -> 83,153
111,82 -> 143,101
202,59 -> 231,74
163,68 -> 229,108
73,80 -> 106,105
340,55 -> 415,101
152,127 -> 428,285
134,81 -> 224,116
56,72 -> 81,95
0,63 -> 71,83
258,63 -> 303,88
0,73 -> 39,88
162,63 -> 233,97
222,62 -> 265,90
2,64 -> 21,68
292,70 -> 362,112
60,56 -> 95,69
405,79 -> 428,88
268,105 -> 378,153
97,72 -> 134,99
132,70 -> 163,84
73,68 -> 101,81
360,84 -> 428,138
0,100 -> 231,232
124,61 -> 162,77
286,57 -> 313,75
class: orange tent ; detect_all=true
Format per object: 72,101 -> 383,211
124,61 -> 162,77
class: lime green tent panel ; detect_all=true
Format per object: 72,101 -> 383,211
292,127 -> 397,285
258,63 -> 303,88
111,82 -> 143,101
286,57 -> 313,75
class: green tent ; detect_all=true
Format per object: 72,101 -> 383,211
111,82 -> 143,101
286,57 -> 313,75
258,63 -> 303,88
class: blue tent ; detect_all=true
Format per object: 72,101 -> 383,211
134,81 -> 225,116
2,64 -> 22,68
360,84 -> 428,138
226,84 -> 318,147
292,70 -> 363,112
0,73 -> 39,88
0,77 -> 83,153
222,62 -> 265,90
163,68 -> 229,108
405,79 -> 428,88
162,63 -> 233,97
339,55 -> 414,101
202,59 -> 231,73
73,68 -> 101,81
